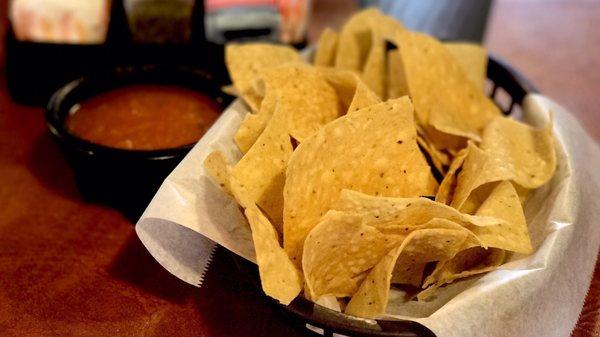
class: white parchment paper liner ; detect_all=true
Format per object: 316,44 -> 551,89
136,94 -> 600,337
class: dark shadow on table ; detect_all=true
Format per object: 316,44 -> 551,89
191,248 -> 304,337
108,231 -> 307,335
28,133 -> 80,200
108,232 -> 196,303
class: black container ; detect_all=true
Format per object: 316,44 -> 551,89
45,65 -> 232,221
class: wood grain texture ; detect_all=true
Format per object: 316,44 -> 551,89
0,0 -> 598,336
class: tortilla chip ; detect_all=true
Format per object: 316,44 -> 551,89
451,117 -> 555,210
386,49 -> 409,99
451,143 -> 509,211
480,116 -> 556,189
221,85 -> 238,96
423,125 -> 469,152
444,42 -> 488,91
235,64 -> 342,152
302,211 -> 405,299
245,204 -> 303,305
234,91 -> 277,153
391,218 -> 478,286
515,184 -> 531,205
284,98 -> 438,264
417,135 -> 448,175
460,179 -> 531,214
392,263 -> 427,287
231,108 -> 292,230
274,66 -> 342,142
319,69 -> 381,113
419,247 -> 505,300
459,182 -> 499,215
395,31 -> 500,146
361,30 -> 386,98
345,228 -> 468,318
375,10 -> 406,41
418,127 -> 450,164
348,80 -> 382,113
334,8 -> 381,71
330,189 -> 504,233
473,181 -> 533,254
225,43 -> 300,96
314,28 -> 339,67
204,151 -> 233,195
435,148 -> 469,205
241,86 -> 264,113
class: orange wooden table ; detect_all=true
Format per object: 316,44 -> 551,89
1,1 -> 598,336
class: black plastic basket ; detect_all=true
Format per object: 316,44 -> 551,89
231,55 -> 537,337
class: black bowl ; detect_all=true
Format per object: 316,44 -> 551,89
46,65 -> 232,221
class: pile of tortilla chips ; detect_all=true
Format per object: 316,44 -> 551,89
204,9 -> 557,319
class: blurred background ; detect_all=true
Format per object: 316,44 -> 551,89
0,0 -> 597,139
0,1 -> 598,336
1,0 -> 598,242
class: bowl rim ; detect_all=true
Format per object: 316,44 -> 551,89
45,64 -> 229,161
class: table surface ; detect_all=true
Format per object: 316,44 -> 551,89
1,0 -> 598,336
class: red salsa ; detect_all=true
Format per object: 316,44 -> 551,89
66,85 -> 220,150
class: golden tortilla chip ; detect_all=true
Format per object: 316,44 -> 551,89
276,67 -> 342,142
459,179 -> 531,214
241,86 -> 264,113
225,43 -> 300,96
345,228 -> 469,318
334,8 -> 381,71
302,211 -> 405,299
435,148 -> 468,205
451,143 -> 511,211
395,31 -> 500,145
473,181 -> 533,254
386,49 -> 409,99
204,151 -> 233,195
480,116 -> 556,189
459,181 -> 499,215
221,85 -> 238,96
319,69 -> 381,113
234,90 -> 277,153
284,98 -> 438,264
231,108 -> 292,231
391,218 -> 477,286
245,204 -> 303,305
423,125 -> 469,152
361,30 -> 385,98
330,189 -> 504,233
419,247 -> 505,300
417,135 -> 448,175
235,64 -> 342,151
314,28 -> 339,67
451,116 -> 555,210
348,80 -> 383,113
418,127 -> 450,164
444,42 -> 488,91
